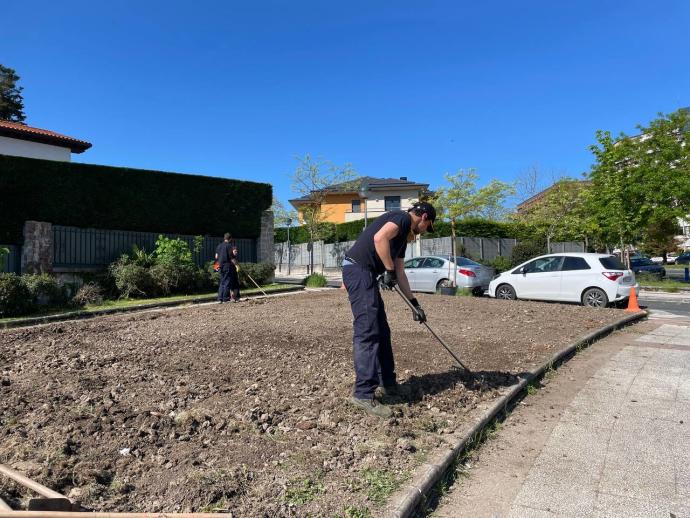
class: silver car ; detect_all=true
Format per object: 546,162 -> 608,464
404,255 -> 494,294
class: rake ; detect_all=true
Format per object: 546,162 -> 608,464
392,284 -> 471,374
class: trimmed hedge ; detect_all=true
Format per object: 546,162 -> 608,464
0,154 -> 272,244
275,216 -> 538,244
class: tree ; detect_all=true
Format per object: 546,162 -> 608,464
290,155 -> 357,273
431,169 -> 514,285
271,197 -> 297,228
514,178 -> 592,252
587,108 -> 690,259
0,65 -> 26,122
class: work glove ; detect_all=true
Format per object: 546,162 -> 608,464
410,298 -> 427,323
235,264 -> 241,272
379,269 -> 397,290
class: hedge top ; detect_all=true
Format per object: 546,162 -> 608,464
0,154 -> 272,243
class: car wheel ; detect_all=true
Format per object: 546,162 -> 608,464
436,279 -> 452,289
471,287 -> 485,297
495,284 -> 516,300
582,287 -> 609,308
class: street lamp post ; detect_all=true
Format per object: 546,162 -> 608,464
286,218 -> 292,276
358,185 -> 369,229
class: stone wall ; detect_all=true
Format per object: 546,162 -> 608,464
21,221 -> 53,274
257,210 -> 275,268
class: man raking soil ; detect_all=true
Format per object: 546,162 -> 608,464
342,201 -> 439,418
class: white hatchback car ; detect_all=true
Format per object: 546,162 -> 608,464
488,253 -> 639,307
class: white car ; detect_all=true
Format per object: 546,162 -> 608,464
651,253 -> 678,264
488,253 -> 639,308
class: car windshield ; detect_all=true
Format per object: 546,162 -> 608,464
450,256 -> 481,267
599,256 -> 626,270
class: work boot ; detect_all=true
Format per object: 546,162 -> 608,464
374,384 -> 397,399
349,396 -> 393,418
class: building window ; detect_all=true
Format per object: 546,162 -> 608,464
351,199 -> 361,213
384,196 -> 401,211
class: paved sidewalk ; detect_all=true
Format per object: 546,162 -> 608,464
435,319 -> 690,518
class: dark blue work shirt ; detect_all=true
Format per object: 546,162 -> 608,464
346,210 -> 412,275
215,242 -> 233,266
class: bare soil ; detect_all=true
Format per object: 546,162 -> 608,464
0,290 -> 626,517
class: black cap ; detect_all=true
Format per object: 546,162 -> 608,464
409,202 -> 437,232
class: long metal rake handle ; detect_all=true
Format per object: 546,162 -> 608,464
244,271 -> 268,296
392,285 -> 471,373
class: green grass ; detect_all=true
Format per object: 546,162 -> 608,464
637,278 -> 687,292
359,468 -> 403,506
0,283 -> 297,324
283,477 -> 324,506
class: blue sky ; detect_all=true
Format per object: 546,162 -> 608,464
4,1 -> 690,209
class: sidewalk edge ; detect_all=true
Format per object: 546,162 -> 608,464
384,310 -> 648,518
0,286 -> 304,330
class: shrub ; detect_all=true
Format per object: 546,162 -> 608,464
22,273 -> 68,306
482,256 -> 512,273
0,273 -> 35,317
149,262 -> 197,295
72,283 -> 104,307
205,260 -> 220,287
303,273 -> 327,288
109,255 -> 155,298
238,262 -> 275,288
511,241 -> 546,267
154,235 -> 194,267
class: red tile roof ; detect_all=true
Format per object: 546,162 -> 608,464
0,119 -> 91,153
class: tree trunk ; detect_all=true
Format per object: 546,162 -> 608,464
450,220 -> 457,287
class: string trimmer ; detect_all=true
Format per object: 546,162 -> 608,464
392,284 -> 471,374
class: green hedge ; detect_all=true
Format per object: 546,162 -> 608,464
275,216 -> 537,244
0,154 -> 272,244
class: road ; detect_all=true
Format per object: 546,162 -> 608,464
639,290 -> 690,319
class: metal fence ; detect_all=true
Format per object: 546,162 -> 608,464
0,245 -> 20,274
53,225 -> 257,269
275,236 -> 584,271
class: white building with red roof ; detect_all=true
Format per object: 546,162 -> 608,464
0,120 -> 91,162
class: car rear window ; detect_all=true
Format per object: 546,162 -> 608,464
599,256 -> 626,270
561,256 -> 591,271
452,256 -> 481,267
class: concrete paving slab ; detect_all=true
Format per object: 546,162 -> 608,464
598,460 -> 676,500
618,396 -> 676,421
593,492 -> 676,518
512,476 -> 597,517
508,505 -> 563,518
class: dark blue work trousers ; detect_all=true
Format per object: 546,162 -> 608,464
343,264 -> 396,399
218,265 -> 232,302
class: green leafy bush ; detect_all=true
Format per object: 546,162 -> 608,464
238,262 -> 275,288
0,273 -> 34,317
109,255 -> 155,298
22,273 -> 68,306
510,241 -> 546,267
72,283 -> 104,307
303,273 -> 327,287
149,262 -> 197,295
482,256 -> 512,273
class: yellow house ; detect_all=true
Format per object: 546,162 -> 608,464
289,176 -> 430,224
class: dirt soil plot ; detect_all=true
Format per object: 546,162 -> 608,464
0,290 -> 626,517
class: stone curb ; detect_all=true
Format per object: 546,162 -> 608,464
0,286 -> 304,330
640,286 -> 690,293
383,309 -> 648,518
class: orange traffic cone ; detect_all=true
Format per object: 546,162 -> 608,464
625,287 -> 641,312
